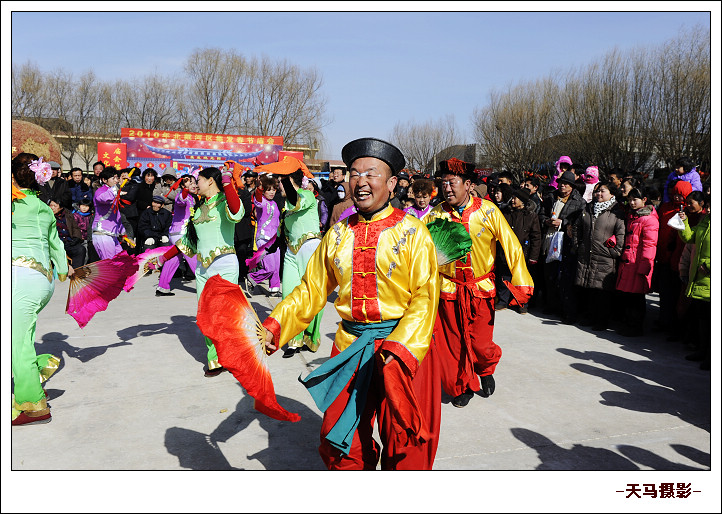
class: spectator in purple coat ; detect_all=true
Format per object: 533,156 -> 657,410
662,157 -> 703,202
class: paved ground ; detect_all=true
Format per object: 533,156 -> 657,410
5,269 -> 719,512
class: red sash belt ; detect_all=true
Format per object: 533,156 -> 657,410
440,269 -> 494,382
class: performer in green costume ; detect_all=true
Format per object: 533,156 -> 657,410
11,153 -> 71,426
159,167 -> 244,376
279,169 -> 325,358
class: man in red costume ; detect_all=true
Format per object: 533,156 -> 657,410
425,159 -> 534,408
263,138 -> 441,470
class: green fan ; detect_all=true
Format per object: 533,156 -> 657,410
426,218 -> 472,265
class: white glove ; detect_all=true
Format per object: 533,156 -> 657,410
144,238 -> 155,245
161,236 -> 169,243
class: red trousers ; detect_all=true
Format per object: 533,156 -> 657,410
435,296 -> 500,398
318,339 -> 441,470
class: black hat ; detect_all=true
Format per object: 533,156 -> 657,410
557,170 -> 576,186
341,137 -> 405,175
152,195 -> 168,204
397,170 -> 411,182
436,158 -> 476,180
511,186 -> 531,205
242,170 -> 258,178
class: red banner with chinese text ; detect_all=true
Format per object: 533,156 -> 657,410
97,142 -> 128,169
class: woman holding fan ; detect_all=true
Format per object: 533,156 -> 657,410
155,175 -> 199,297
157,167 -> 244,376
11,153 -> 73,426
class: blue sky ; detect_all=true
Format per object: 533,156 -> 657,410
8,7 -> 715,160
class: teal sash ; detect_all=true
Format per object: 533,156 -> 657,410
299,318 -> 400,454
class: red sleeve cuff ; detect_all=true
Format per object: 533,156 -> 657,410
162,245 -> 180,261
380,340 -> 419,376
262,317 -> 282,355
223,183 -> 241,215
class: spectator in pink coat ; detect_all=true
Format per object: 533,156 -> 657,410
616,186 -> 659,336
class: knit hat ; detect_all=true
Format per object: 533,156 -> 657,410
555,155 -> 573,174
583,166 -> 599,185
670,179 -> 693,199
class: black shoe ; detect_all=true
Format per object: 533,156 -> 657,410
204,366 -> 226,377
282,347 -> 300,358
156,290 -> 175,297
183,273 -> 195,281
518,305 -> 528,315
452,389 -> 475,408
494,302 -> 508,311
479,375 -> 496,397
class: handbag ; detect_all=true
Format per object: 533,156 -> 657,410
667,212 -> 685,231
545,228 -> 564,263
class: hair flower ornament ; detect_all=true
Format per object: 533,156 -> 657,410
29,157 -> 53,186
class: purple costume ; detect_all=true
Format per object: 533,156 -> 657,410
248,192 -> 281,290
404,204 -> 432,219
158,190 -> 198,291
92,184 -> 125,259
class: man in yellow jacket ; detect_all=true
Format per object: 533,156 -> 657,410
263,138 -> 441,470
425,159 -> 534,408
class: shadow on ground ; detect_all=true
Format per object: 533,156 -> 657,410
510,427 -> 707,470
165,386 -> 324,470
116,315 -> 206,364
37,331 -> 131,364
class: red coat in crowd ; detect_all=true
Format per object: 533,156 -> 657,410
616,205 -> 659,294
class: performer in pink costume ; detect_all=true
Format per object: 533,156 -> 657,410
92,167 -> 126,259
247,174 -> 282,296
157,175 -> 199,296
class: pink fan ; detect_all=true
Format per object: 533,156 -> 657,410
245,235 -> 277,271
66,253 -> 139,328
196,274 -> 300,423
124,245 -> 174,292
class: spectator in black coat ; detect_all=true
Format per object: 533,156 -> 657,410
496,186 -> 542,314
234,185 -> 255,286
137,196 -> 172,252
39,161 -> 72,209
136,168 -> 162,213
539,170 -> 586,322
68,167 -> 93,208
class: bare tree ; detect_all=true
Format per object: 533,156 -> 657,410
647,26 -> 711,171
181,48 -> 249,134
11,61 -> 50,121
241,56 -> 328,146
390,115 -> 459,172
472,25 -> 710,179
473,78 -> 560,181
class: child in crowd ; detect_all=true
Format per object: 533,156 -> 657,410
73,198 -> 94,265
404,178 -> 434,219
246,174 -> 282,297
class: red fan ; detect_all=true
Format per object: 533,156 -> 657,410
66,252 -> 139,328
124,245 -> 174,292
196,274 -> 301,423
